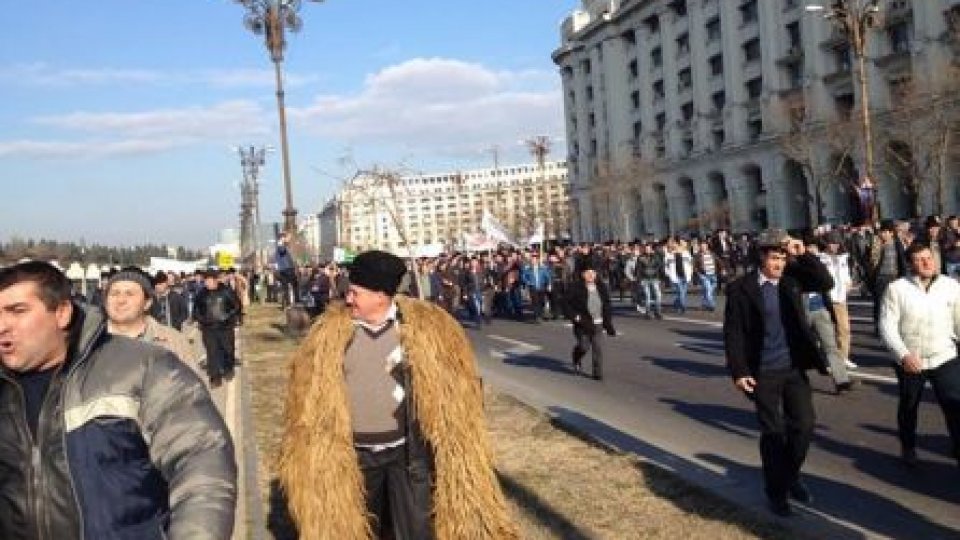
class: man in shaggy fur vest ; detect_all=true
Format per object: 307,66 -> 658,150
278,250 -> 518,539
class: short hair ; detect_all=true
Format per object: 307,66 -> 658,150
905,241 -> 931,261
153,271 -> 170,285
0,261 -> 73,311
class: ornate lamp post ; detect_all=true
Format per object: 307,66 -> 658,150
235,0 -> 323,234
806,0 -> 881,223
237,145 -> 269,270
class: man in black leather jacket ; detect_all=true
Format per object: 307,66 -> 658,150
193,269 -> 241,387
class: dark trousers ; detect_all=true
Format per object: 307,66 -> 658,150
357,445 -> 433,540
894,358 -> 960,463
529,289 -> 546,320
753,368 -> 815,501
572,324 -> 603,379
201,326 -> 235,380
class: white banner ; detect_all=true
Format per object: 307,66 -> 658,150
481,210 -> 514,246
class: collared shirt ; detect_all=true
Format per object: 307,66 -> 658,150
758,274 -> 779,288
353,302 -> 398,333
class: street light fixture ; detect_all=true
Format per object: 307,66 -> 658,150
234,0 -> 323,235
806,0 -> 881,223
234,145 -> 272,271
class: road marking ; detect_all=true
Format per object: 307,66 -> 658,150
849,370 -> 897,385
488,335 -> 540,349
849,316 -> 873,323
662,316 -> 723,328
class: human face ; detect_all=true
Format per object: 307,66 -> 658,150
345,284 -> 390,325
106,282 -> 151,326
582,269 -> 597,283
759,250 -> 788,281
0,282 -> 72,373
910,248 -> 938,279
154,280 -> 169,295
204,277 -> 219,290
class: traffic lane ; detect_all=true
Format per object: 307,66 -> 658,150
468,313 -> 960,537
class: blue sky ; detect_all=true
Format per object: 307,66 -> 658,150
1,0 -> 575,248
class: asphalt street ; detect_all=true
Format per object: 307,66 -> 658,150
466,293 -> 960,540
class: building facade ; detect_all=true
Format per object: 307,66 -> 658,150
331,161 -> 570,253
554,0 -> 960,240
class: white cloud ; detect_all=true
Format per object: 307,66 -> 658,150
32,100 -> 270,139
0,138 -> 180,159
0,63 -> 318,89
290,57 -> 563,158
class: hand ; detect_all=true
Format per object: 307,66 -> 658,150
735,376 -> 757,394
901,353 -> 923,374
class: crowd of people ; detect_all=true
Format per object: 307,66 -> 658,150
1,212 -> 958,536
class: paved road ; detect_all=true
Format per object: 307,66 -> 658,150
466,295 -> 960,540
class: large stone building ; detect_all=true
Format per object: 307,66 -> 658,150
324,161 -> 570,255
554,0 -> 960,240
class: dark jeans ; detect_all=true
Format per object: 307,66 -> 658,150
529,289 -> 546,320
358,445 -> 434,540
894,358 -> 960,463
572,324 -> 604,379
201,326 -> 235,380
753,368 -> 815,501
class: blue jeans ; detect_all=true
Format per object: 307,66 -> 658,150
946,262 -> 960,279
468,291 -> 483,323
639,279 -> 661,315
700,273 -> 717,311
672,278 -> 688,313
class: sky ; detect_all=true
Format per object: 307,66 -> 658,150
0,0 -> 577,248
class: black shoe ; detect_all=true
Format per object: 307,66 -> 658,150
768,498 -> 793,517
788,482 -> 813,504
654,312 -> 663,320
210,377 -> 223,388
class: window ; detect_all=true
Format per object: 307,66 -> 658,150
588,113 -> 596,127
746,77 -> 763,98
888,22 -> 912,54
682,138 -> 694,154
786,63 -> 803,88
706,17 -> 721,42
652,47 -> 663,68
740,0 -> 758,24
589,139 -> 598,156
709,54 -> 723,76
834,93 -> 854,120
644,14 -> 660,34
586,85 -> 594,101
834,46 -> 852,72
669,0 -> 687,17
743,38 -> 761,62
712,129 -> 725,148
678,68 -> 692,90
656,112 -> 666,131
681,102 -> 694,121
786,21 -> 801,49
633,120 -> 643,140
568,90 -> 576,104
653,79 -> 665,100
629,59 -> 639,79
631,90 -> 640,109
748,119 -> 763,140
711,90 -> 726,110
582,59 -> 592,75
677,33 -> 690,57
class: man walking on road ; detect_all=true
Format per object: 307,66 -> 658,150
723,229 -> 831,517
0,261 -> 236,539
564,262 -> 616,380
193,269 -> 241,387
879,242 -> 960,467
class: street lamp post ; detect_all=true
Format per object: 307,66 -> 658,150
235,0 -> 323,234
807,0 -> 881,223
237,145 -> 269,270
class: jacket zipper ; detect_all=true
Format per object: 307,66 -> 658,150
0,374 -> 42,540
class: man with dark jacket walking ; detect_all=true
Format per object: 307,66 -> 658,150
0,261 -> 236,539
723,229 -> 831,517
193,269 -> 241,387
151,271 -> 189,330
564,262 -> 616,380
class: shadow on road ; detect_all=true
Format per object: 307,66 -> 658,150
659,397 -> 757,438
698,452 -> 960,540
503,353 -> 579,376
496,471 -> 595,540
647,356 -> 729,378
861,423 -> 955,460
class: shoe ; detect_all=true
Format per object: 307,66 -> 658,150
210,377 -> 223,389
835,381 -> 854,394
901,446 -> 919,467
767,498 -> 792,517
654,312 -> 663,320
788,482 -> 813,504
845,359 -> 859,369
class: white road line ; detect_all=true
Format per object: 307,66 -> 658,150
849,370 -> 898,385
662,316 -> 723,328
488,334 -> 540,350
849,316 -> 873,323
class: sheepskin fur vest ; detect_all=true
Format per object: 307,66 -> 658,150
278,296 -> 519,539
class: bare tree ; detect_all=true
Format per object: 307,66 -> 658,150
777,93 -> 857,225
339,164 -> 425,300
881,70 -> 960,216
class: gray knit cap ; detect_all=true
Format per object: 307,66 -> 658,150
106,270 -> 154,298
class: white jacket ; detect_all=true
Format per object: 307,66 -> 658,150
819,252 -> 853,304
879,275 -> 960,370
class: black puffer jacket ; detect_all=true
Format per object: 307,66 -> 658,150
193,285 -> 240,328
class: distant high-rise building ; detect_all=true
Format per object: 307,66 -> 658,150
554,0 -> 960,239
329,161 -> 571,253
